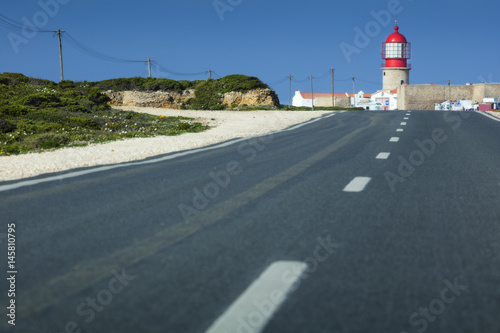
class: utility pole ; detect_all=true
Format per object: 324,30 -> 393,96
207,70 -> 214,80
331,68 -> 335,108
54,29 -> 66,82
147,58 -> 155,78
310,75 -> 314,111
288,75 -> 293,109
352,77 -> 356,107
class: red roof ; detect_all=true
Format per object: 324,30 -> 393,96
390,88 -> 398,94
300,92 -> 372,99
385,26 -> 407,43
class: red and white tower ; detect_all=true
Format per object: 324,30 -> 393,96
382,24 -> 411,91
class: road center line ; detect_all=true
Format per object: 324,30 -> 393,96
404,117 -> 409,120
396,129 -> 404,132
376,152 -> 390,159
389,137 -> 400,142
400,122 -> 407,125
205,261 -> 307,333
343,177 -> 371,192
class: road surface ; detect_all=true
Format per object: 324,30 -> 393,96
1,110 -> 500,333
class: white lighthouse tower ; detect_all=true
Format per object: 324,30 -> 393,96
382,24 -> 411,91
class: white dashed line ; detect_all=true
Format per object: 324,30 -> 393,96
389,137 -> 400,142
343,177 -> 372,192
205,261 -> 307,333
406,113 -> 411,116
400,122 -> 407,125
404,117 -> 409,120
396,129 -> 404,132
376,152 -> 391,159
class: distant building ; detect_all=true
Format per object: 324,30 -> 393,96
292,91 -> 371,108
370,89 -> 398,110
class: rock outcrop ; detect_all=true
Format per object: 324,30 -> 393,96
222,89 -> 280,107
105,88 -> 280,109
105,90 -> 195,109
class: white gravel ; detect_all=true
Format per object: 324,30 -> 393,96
0,106 -> 333,181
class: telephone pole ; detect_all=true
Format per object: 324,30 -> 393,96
331,68 -> 335,108
207,70 -> 214,80
352,77 -> 356,107
288,75 -> 293,109
310,75 -> 314,111
54,29 -> 66,82
147,58 -> 155,78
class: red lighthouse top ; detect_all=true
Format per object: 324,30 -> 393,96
382,25 -> 411,68
385,26 -> 407,43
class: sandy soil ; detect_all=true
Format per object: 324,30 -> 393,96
0,107 -> 333,181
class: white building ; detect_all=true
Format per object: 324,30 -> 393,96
370,89 -> 398,110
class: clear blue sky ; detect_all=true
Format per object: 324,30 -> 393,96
1,0 -> 499,104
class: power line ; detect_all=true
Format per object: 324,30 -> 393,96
0,14 -> 52,32
292,76 -> 310,83
63,32 -> 144,63
267,76 -> 288,86
154,63 -> 206,77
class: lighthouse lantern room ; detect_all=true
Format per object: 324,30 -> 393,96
382,25 -> 411,91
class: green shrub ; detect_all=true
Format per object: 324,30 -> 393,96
2,145 -> 20,154
40,141 -> 60,149
57,80 -> 76,89
23,132 -> 70,149
187,79 -> 224,110
68,116 -> 100,130
23,93 -> 62,107
0,105 -> 30,117
86,87 -> 110,105
0,120 -> 16,133
219,74 -> 269,93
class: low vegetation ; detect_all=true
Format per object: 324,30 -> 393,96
0,73 -> 208,155
89,77 -> 202,93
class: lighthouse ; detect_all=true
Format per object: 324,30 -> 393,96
382,24 -> 411,91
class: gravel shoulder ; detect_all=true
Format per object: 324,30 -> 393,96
0,107 -> 334,181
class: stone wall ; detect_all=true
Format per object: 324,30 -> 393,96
397,83 -> 500,110
105,88 -> 280,110
315,96 -> 351,108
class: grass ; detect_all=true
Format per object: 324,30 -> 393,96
0,109 -> 208,155
0,73 -> 208,155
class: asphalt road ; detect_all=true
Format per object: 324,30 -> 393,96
1,110 -> 500,333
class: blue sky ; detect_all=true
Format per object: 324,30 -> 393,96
1,0 -> 499,104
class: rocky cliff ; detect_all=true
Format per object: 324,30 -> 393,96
105,88 -> 280,109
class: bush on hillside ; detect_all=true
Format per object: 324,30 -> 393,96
187,79 -> 224,110
219,74 -> 268,93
